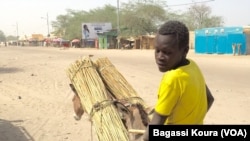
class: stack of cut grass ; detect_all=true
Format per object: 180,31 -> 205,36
95,57 -> 148,108
67,56 -> 129,141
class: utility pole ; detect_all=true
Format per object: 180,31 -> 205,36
117,0 -> 120,49
41,13 -> 50,37
16,22 -> 19,46
46,12 -> 50,37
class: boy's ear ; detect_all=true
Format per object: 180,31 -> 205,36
183,46 -> 189,55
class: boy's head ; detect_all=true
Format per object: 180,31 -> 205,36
154,20 -> 189,72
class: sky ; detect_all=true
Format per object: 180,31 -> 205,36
0,0 -> 249,36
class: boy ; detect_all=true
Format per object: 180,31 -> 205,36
143,20 -> 214,141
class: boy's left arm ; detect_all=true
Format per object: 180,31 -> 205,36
206,84 -> 214,112
143,111 -> 168,141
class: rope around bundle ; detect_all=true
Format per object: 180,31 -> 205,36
89,96 -> 145,119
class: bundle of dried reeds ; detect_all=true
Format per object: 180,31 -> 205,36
95,57 -> 148,108
66,56 -> 129,141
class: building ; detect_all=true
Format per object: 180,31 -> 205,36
195,26 -> 250,55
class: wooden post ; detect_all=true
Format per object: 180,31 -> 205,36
128,129 -> 145,134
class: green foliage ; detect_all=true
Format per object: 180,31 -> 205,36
6,35 -> 17,41
51,2 -> 224,39
120,3 -> 166,37
0,30 -> 6,42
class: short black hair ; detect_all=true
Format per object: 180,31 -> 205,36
158,20 -> 189,49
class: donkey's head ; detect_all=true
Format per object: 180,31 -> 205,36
115,102 -> 152,141
70,84 -> 84,120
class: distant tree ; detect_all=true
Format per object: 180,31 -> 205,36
120,2 -> 166,36
51,14 -> 71,38
164,10 -> 185,23
6,35 -> 17,41
183,4 -> 224,30
0,30 -> 6,42
85,5 -> 117,24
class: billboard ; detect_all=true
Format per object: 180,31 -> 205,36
82,23 -> 112,40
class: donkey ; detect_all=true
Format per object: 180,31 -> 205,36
69,84 -> 153,140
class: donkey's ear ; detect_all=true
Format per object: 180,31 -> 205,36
69,84 -> 77,94
69,84 -> 74,90
145,106 -> 154,115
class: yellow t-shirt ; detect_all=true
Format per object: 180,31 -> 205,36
155,59 -> 207,124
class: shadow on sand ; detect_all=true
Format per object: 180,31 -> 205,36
0,119 -> 34,141
0,67 -> 23,74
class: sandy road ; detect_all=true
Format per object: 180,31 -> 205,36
0,46 -> 249,141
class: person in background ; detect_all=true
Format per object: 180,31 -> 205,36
232,43 -> 237,56
237,43 -> 241,55
83,24 -> 90,47
143,20 -> 214,141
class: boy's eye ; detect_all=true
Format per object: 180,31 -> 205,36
155,49 -> 172,55
162,51 -> 172,55
166,52 -> 172,55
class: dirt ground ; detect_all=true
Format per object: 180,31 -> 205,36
0,46 -> 249,141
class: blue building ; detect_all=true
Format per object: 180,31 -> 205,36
195,26 -> 250,55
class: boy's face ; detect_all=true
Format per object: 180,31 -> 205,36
154,34 -> 187,72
